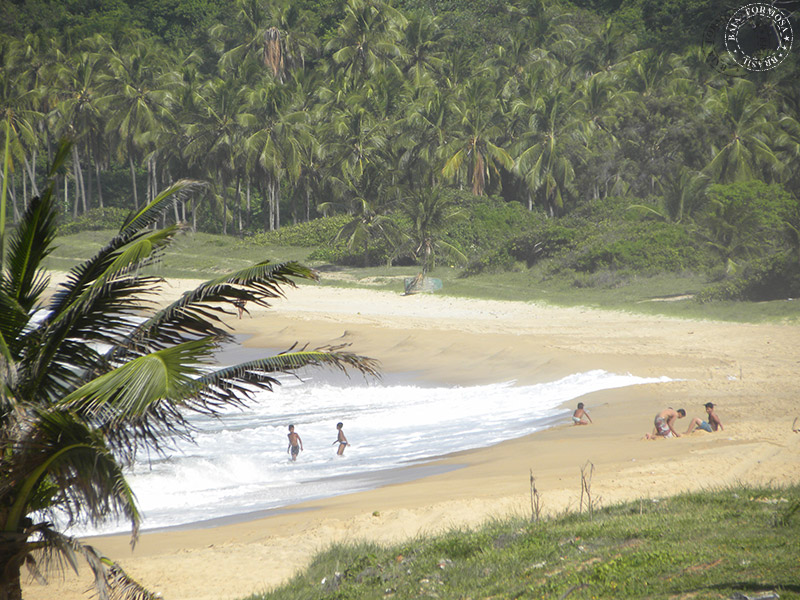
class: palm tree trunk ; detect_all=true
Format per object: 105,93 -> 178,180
94,149 -> 104,209
129,154 -> 138,210
72,157 -> 80,218
23,155 -> 39,198
10,174 -> 19,223
72,145 -> 87,214
146,159 -> 152,204
246,176 -> 251,226
236,175 -> 242,233
0,538 -> 25,600
220,172 -> 227,236
274,177 -> 280,230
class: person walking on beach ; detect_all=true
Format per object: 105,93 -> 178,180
572,402 -> 592,425
334,422 -> 349,455
645,408 -> 685,439
287,424 -> 303,461
684,402 -> 723,434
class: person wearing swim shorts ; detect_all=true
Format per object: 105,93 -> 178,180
334,422 -> 349,456
572,402 -> 592,425
684,402 -> 723,434
287,424 -> 303,461
645,408 -> 685,439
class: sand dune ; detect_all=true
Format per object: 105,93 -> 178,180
24,280 -> 800,600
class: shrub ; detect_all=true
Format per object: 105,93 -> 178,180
58,207 -> 128,235
248,215 -> 351,247
697,251 -> 800,302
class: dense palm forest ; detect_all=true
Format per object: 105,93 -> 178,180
1,0 -> 799,299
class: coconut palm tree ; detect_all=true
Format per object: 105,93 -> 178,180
212,0 -> 319,83
99,39 -> 175,211
513,87 -> 581,215
398,186 -> 466,274
0,142 -> 378,600
324,0 -> 407,89
441,77 -> 514,197
703,79 -> 783,184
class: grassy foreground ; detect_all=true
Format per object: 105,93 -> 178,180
249,485 -> 800,600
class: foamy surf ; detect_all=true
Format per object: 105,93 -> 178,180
65,370 -> 668,536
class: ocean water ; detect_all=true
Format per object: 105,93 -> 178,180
70,368 -> 668,537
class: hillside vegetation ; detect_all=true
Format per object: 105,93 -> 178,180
3,0 -> 799,303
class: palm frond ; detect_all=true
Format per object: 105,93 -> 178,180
191,344 -> 381,408
47,182 -> 202,320
59,338 -> 217,421
117,261 -> 317,355
26,525 -> 157,600
3,192 -> 58,314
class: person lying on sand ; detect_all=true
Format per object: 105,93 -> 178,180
572,402 -> 592,425
684,402 -> 723,434
644,408 -> 685,439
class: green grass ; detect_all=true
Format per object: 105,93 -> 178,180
45,230 -> 313,279
247,485 -> 800,600
44,231 -> 800,323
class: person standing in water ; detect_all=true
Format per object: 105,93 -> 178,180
334,422 -> 349,455
287,424 -> 303,461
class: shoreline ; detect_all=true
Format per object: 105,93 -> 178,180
23,281 -> 800,600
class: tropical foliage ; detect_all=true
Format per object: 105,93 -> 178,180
0,0 -> 798,286
0,142 -> 379,600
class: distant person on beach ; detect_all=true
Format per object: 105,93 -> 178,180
644,408 -> 685,439
572,402 -> 593,425
287,424 -> 303,461
334,422 -> 349,455
684,402 -> 723,434
234,300 -> 246,319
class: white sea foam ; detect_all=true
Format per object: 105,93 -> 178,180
68,370 -> 668,536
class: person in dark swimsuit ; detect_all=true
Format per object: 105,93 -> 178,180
334,422 -> 349,456
287,424 -> 303,461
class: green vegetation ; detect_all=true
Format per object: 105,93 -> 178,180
3,0 -> 799,306
0,144 -> 378,600
248,484 -> 800,600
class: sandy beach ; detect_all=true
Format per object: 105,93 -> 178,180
23,280 -> 800,600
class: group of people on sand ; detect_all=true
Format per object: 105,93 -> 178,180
644,403 -> 724,439
286,422 -> 349,461
571,401 -> 725,439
